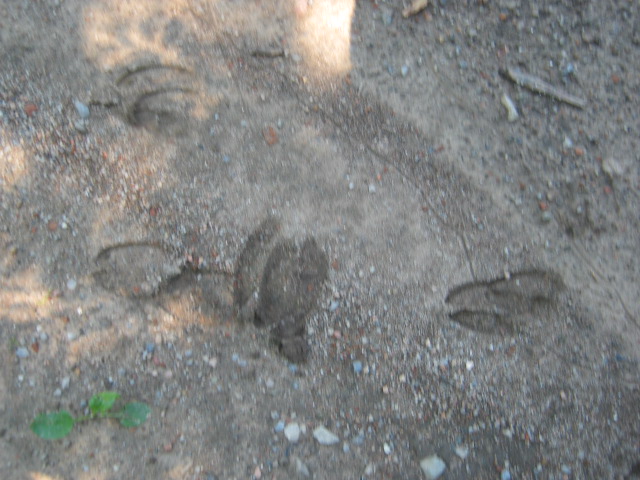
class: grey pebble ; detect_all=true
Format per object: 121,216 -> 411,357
313,426 -> 340,445
420,455 -> 446,480
293,457 -> 311,478
16,347 -> 29,358
274,420 -> 285,433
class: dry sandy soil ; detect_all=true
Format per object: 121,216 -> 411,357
1,0 -> 639,479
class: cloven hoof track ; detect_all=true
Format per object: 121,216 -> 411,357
445,269 -> 565,334
115,62 -> 197,133
93,241 -> 182,297
234,218 -> 328,363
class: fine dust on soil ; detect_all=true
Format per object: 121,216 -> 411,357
1,1 -> 639,479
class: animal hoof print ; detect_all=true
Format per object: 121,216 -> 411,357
234,218 -> 328,362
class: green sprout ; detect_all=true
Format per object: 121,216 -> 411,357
30,391 -> 150,440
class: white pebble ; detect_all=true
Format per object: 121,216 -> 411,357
284,422 -> 301,443
368,184 -> 376,193
67,278 -> 77,291
563,136 -> 574,149
61,376 -> 70,390
313,426 -> 340,445
602,157 -> 624,176
500,94 -> 518,122
454,445 -> 469,459
420,455 -> 446,480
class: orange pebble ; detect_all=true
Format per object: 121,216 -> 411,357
24,102 -> 38,117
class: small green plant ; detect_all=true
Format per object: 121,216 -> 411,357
30,391 -> 150,440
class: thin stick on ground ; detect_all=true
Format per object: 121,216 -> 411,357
501,67 -> 587,109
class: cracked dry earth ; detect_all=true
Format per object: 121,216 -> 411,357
1,0 -> 639,479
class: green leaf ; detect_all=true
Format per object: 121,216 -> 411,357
89,391 -> 120,415
31,411 -> 74,440
119,402 -> 150,428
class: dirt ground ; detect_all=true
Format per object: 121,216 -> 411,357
1,0 -> 639,478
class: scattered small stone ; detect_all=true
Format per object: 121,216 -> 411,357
329,300 -> 340,312
263,125 -> 279,146
454,444 -> 469,459
74,119 -> 88,133
16,347 -> 29,358
274,420 -> 285,433
501,93 -> 519,122
313,426 -> 339,445
563,136 -> 574,149
420,455 -> 446,480
53,388 -> 62,397
401,65 -> 409,77
383,442 -> 393,455
73,99 -> 90,119
602,157 -> 624,177
265,378 -> 275,388
368,184 -> 376,193
284,422 -> 301,443
501,469 -> 512,480
293,457 -> 311,478
61,376 -> 70,390
232,353 -> 247,367
66,278 -> 77,291
352,360 -> 363,374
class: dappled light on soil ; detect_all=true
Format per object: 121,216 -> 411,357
0,136 -> 29,188
0,269 -> 57,323
81,2 -> 190,69
293,0 -> 355,80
